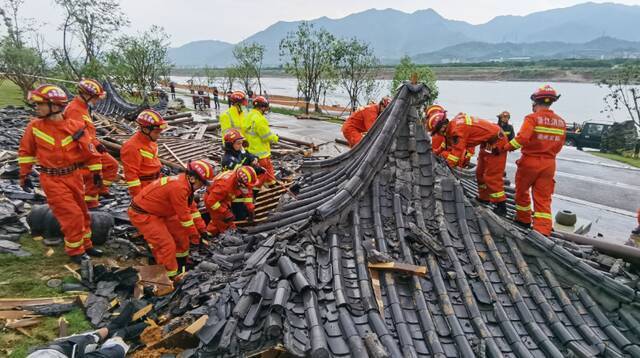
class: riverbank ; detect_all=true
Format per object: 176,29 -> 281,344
590,151 -> 640,168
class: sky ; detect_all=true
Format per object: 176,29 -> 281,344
12,0 -> 640,48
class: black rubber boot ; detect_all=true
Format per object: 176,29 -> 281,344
177,257 -> 187,275
86,248 -> 104,257
70,253 -> 90,265
513,220 -> 532,230
476,197 -> 491,205
633,225 -> 640,235
493,202 -> 507,217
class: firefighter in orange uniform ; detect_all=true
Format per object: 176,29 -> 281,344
342,97 -> 391,147
205,166 -> 258,237
64,79 -> 119,208
427,108 -> 509,216
504,85 -> 566,236
127,160 -> 214,278
18,85 -> 103,263
120,109 -> 166,198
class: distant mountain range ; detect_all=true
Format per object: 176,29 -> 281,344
168,2 -> 640,67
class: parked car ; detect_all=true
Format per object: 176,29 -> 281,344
565,122 -> 612,150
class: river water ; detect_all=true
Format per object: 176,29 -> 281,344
170,76 -> 627,128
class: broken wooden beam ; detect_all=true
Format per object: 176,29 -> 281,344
368,262 -> 428,277
147,315 -> 208,349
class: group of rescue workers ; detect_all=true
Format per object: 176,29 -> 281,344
18,80 -> 278,280
342,85 -> 566,237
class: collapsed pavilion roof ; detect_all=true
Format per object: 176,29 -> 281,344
179,83 -> 640,357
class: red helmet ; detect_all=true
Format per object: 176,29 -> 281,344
379,96 -> 391,108
531,85 -> 560,104
28,84 -> 68,105
497,110 -> 510,119
236,166 -> 258,187
187,160 -> 215,184
425,104 -> 445,118
229,91 -> 248,106
136,109 -> 167,129
224,128 -> 244,143
78,79 -> 106,99
253,96 -> 269,108
426,112 -> 448,134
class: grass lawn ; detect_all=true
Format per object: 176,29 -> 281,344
0,236 -> 92,357
590,151 -> 640,168
0,81 -> 25,107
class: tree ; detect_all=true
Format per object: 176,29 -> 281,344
391,56 -> 438,103
333,38 -> 380,111
233,43 -> 265,94
600,63 -> 640,131
232,63 -> 254,94
0,1 -> 47,98
55,0 -> 128,79
280,22 -> 336,114
105,26 -> 172,101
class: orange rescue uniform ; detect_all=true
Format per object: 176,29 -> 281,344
64,97 -> 119,208
506,108 -> 566,236
127,174 -> 199,277
445,113 -> 508,203
342,104 -> 381,147
18,116 -> 101,256
121,132 -> 162,197
204,171 -> 254,236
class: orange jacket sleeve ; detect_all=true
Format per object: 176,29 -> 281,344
205,183 -> 233,219
76,127 -> 102,173
507,116 -> 535,151
120,144 -> 143,196
18,121 -> 37,178
446,125 -> 468,167
169,185 -> 199,237
190,202 -> 206,233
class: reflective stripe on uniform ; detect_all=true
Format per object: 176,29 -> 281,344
509,138 -> 522,149
166,269 -> 178,277
478,184 -> 487,189
260,131 -> 274,139
64,239 -> 83,248
191,211 -> 202,219
160,177 -> 168,185
83,231 -> 92,239
466,151 -> 473,158
87,164 -> 102,171
210,202 -> 221,210
139,149 -> 155,159
82,115 -> 92,123
447,154 -> 459,163
490,191 -> 505,199
515,204 -> 531,211
181,219 -> 194,227
533,126 -> 565,136
533,212 -> 552,220
464,114 -> 472,125
127,179 -> 141,187
103,180 -> 113,186
18,156 -> 37,164
233,197 -> 253,203
32,127 -> 55,145
176,250 -> 189,258
61,136 -> 73,147
84,195 -> 99,202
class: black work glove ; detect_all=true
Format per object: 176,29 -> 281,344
95,143 -> 107,153
20,175 -> 33,192
93,173 -> 103,187
72,127 -> 86,141
223,213 -> 235,223
200,232 -> 210,244
253,165 -> 266,175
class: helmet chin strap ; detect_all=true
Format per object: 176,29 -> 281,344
42,103 -> 63,119
141,127 -> 158,141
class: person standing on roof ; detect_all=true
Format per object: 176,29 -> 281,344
427,107 -> 509,216
128,160 -> 214,279
243,96 -> 278,186
220,90 -> 247,140
205,166 -> 258,237
18,84 -> 104,263
504,85 -> 566,236
120,109 -> 167,198
497,111 -> 515,141
342,96 -> 391,147
64,79 -> 119,209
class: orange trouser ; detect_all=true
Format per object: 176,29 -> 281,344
343,128 -> 364,147
207,212 -> 235,237
128,209 -> 189,277
41,172 -> 93,256
258,157 -> 275,186
476,144 -> 508,203
83,153 -> 119,208
514,155 -> 556,236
